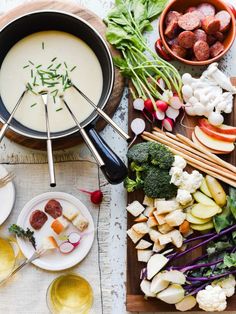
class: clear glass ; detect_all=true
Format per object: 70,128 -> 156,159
46,274 -> 93,314
0,238 -> 16,282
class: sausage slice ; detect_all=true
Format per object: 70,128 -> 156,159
202,16 -> 221,35
210,41 -> 224,58
45,199 -> 62,219
165,20 -> 179,39
194,40 -> 210,61
194,29 -> 207,42
178,31 -> 196,48
171,44 -> 187,58
215,10 -> 231,32
30,210 -> 48,230
197,3 -> 216,17
178,12 -> 201,31
165,11 -> 182,26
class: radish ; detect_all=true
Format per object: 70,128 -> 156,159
133,98 -> 144,111
169,96 -> 183,110
166,106 -> 180,120
68,232 -> 81,247
156,100 -> 168,113
162,118 -> 174,132
157,78 -> 166,90
144,99 -> 155,113
153,109 -> 165,121
79,189 -> 103,205
129,118 -> 146,148
59,241 -> 75,254
147,254 -> 169,280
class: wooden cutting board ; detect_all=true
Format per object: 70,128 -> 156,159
126,78 -> 236,312
0,0 -> 125,150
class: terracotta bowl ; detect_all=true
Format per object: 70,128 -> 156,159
158,0 -> 236,65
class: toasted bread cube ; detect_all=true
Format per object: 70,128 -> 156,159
63,207 -> 79,221
153,241 -> 165,253
143,206 -> 156,217
51,217 -> 69,235
155,200 -> 180,215
127,228 -> 144,243
72,214 -> 89,232
169,230 -> 183,248
149,229 -> 161,243
147,216 -> 158,228
41,236 -> 58,250
137,250 -> 153,263
143,196 -> 154,207
126,201 -> 145,217
134,214 -> 148,223
159,233 -> 172,246
153,211 -> 166,225
133,222 -> 149,235
165,210 -> 186,227
136,239 -> 152,250
158,223 -> 174,234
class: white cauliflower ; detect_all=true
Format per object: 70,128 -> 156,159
212,275 -> 236,297
169,167 -> 183,186
172,155 -> 187,170
196,285 -> 227,312
176,189 -> 193,206
179,171 -> 203,193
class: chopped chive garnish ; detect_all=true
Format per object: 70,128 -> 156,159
28,60 -> 34,65
51,89 -> 59,96
51,57 -> 57,62
64,62 -> 68,68
31,69 -> 33,78
42,42 -> 45,50
56,63 -> 62,69
31,103 -> 37,107
23,65 -> 29,69
70,66 -> 76,72
53,96 -> 56,104
56,108 -> 63,112
33,77 -> 37,86
36,64 -> 42,69
47,64 -> 53,69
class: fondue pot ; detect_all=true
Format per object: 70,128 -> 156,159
0,11 -> 128,185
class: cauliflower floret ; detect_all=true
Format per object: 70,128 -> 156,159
176,189 -> 193,206
172,155 -> 187,169
169,167 -> 183,186
196,285 -> 227,312
179,171 -> 203,193
212,275 -> 236,298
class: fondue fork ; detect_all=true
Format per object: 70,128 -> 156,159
41,92 -> 56,187
0,90 -> 27,143
60,96 -> 105,168
70,83 -> 130,141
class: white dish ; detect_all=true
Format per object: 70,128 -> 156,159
16,192 -> 94,271
0,165 -> 15,225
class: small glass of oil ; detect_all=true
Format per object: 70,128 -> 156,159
0,238 -> 16,283
46,274 -> 93,314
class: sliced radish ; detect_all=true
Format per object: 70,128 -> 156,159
59,241 -> 75,254
133,98 -> 144,111
144,99 -> 155,113
156,100 -> 168,113
162,118 -> 174,131
166,106 -> 180,120
153,109 -> 165,121
169,96 -> 183,110
68,232 -> 81,247
140,268 -> 147,280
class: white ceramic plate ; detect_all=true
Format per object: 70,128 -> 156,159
0,165 -> 15,225
17,192 -> 94,271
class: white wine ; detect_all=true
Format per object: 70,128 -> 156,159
0,238 -> 15,281
47,274 -> 93,314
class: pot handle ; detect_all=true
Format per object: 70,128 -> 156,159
155,39 -> 172,61
85,126 -> 128,184
228,3 -> 236,18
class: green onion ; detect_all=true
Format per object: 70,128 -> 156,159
56,63 -> 62,69
31,103 -> 37,107
23,65 -> 29,69
70,66 -> 76,72
56,108 -> 63,112
36,64 -> 42,69
51,57 -> 57,62
64,62 -> 68,68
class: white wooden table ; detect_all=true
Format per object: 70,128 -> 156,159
0,1 -> 236,314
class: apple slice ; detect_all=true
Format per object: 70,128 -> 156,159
199,118 -> 236,135
194,126 -> 235,153
192,132 -> 227,155
199,120 -> 236,142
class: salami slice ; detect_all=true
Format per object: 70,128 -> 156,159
30,210 -> 48,230
215,10 -> 231,32
45,199 -> 62,219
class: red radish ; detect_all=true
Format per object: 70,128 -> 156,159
59,241 -> 75,254
157,78 -> 166,90
133,98 -> 144,111
68,232 -> 81,247
144,99 -> 155,113
169,96 -> 183,110
79,189 -> 103,205
153,109 -> 165,121
156,100 -> 168,113
166,106 -> 180,120
162,118 -> 174,131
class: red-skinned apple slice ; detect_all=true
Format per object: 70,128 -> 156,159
199,120 -> 236,142
194,126 -> 235,153
192,132 -> 226,155
199,119 -> 236,135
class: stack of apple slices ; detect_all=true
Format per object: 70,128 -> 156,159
193,119 -> 236,154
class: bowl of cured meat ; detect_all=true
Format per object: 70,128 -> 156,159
157,0 -> 236,65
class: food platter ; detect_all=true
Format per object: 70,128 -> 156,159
17,192 -> 94,271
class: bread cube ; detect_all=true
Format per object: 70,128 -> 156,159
137,250 -> 153,263
159,233 -> 172,246
143,195 -> 154,207
126,201 -> 145,217
136,239 -> 152,250
153,241 -> 165,253
134,214 -> 148,223
133,222 -> 149,235
147,216 -> 158,228
153,211 -> 166,225
158,223 -> 173,234
143,206 -> 155,217
169,230 -> 183,248
155,200 -> 180,214
149,229 -> 161,243
127,228 -> 143,243
165,210 -> 186,227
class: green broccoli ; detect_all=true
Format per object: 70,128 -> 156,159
127,142 -> 151,163
143,168 -> 177,199
149,142 -> 174,169
124,173 -> 144,193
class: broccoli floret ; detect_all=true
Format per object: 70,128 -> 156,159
130,161 -> 150,174
149,142 -> 174,169
124,174 -> 144,193
127,142 -> 151,163
143,168 -> 177,199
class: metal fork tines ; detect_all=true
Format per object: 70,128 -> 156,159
0,172 -> 15,188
